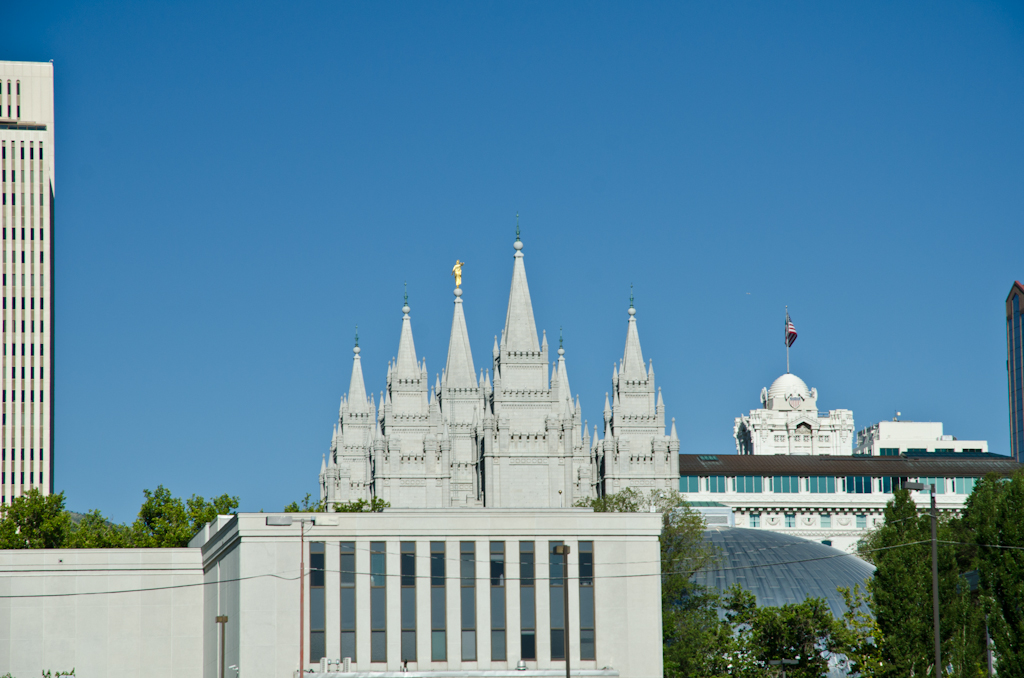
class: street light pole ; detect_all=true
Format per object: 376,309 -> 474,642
904,481 -> 941,674
265,515 -> 315,676
216,615 -> 229,678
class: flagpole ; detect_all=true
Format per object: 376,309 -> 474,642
785,306 -> 790,374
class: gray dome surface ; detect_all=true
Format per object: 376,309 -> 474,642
694,527 -> 875,618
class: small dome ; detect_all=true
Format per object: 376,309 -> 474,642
767,373 -> 811,401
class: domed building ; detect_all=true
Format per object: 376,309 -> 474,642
694,526 -> 874,617
733,372 -> 854,455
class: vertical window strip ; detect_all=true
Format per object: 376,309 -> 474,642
370,542 -> 387,662
490,542 -> 506,661
578,541 -> 595,660
310,542 -> 326,664
430,541 -> 446,661
401,542 -> 417,662
340,542 -> 356,662
460,542 -> 476,661
549,541 -> 566,660
519,541 -> 536,660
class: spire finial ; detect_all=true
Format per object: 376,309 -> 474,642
516,213 -> 520,242
404,281 -> 408,305
630,284 -> 634,308
353,325 -> 360,354
559,326 -> 563,349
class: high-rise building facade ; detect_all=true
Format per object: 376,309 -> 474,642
1008,280 -> 1024,462
0,61 -> 54,504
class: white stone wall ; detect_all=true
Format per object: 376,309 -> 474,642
854,420 -> 988,455
0,548 -> 204,678
197,510 -> 664,678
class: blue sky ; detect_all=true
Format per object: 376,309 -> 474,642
4,1 -> 1023,522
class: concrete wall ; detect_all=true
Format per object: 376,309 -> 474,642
0,548 -> 203,678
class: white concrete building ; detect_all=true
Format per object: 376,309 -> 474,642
1,510 -> 664,678
0,61 -> 54,504
854,420 -> 988,456
322,232 -> 678,509
678,453 -> 1020,553
733,373 -> 854,456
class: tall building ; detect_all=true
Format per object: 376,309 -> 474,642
733,372 -> 854,455
1008,280 -> 1024,462
0,61 -> 54,504
321,232 -> 677,508
855,420 -> 987,456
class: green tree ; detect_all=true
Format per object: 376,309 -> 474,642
129,485 -> 239,547
962,470 -> 1024,676
284,492 -> 325,513
0,488 -> 71,548
330,497 -> 390,512
64,509 -> 130,548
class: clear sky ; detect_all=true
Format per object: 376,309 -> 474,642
4,1 -> 1023,522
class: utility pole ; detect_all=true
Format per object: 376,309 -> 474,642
265,515 -> 315,676
554,544 -> 571,678
904,482 -> 941,673
216,615 -> 229,678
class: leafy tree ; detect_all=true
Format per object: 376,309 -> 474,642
284,492 -> 325,513
128,485 -> 239,547
0,489 -> 71,548
834,584 -> 883,678
962,470 -> 1024,676
330,497 -> 390,512
64,509 -> 130,548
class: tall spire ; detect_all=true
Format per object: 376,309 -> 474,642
502,221 -> 540,352
394,293 -> 419,379
348,330 -> 368,410
621,291 -> 646,380
445,287 -> 478,388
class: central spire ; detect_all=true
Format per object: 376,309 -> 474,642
502,224 -> 540,353
621,292 -> 646,380
444,287 -> 476,389
348,330 -> 368,410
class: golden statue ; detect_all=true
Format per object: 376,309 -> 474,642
452,260 -> 464,287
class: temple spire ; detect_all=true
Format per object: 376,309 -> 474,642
621,292 -> 646,379
502,225 -> 540,352
394,293 -> 419,379
347,331 -> 368,410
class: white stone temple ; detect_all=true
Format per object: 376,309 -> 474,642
733,372 -> 854,455
320,232 -> 679,508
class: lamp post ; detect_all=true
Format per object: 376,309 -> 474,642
216,615 -> 229,678
769,659 -> 798,678
553,544 -> 571,678
904,481 -> 941,675
267,515 -> 316,675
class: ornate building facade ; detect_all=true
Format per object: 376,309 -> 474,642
733,373 -> 854,456
320,234 -> 678,508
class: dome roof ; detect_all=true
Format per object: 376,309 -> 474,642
694,527 -> 874,617
767,372 -> 812,401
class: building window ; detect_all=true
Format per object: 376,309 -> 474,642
520,541 -> 536,660
708,475 -> 726,493
916,477 -> 946,494
845,476 -> 872,494
820,513 -> 831,529
579,541 -> 595,660
907,448 -> 927,454
734,475 -> 762,493
784,513 -> 796,528
430,542 -> 446,661
310,542 -> 326,663
881,476 -> 908,493
401,542 -> 417,662
808,476 -> 836,493
679,475 -> 699,493
549,541 -> 566,660
935,448 -> 954,454
772,476 -> 799,493
490,542 -> 506,661
954,477 -> 977,495
856,515 -> 867,529
340,542 -> 356,661
370,541 -> 387,662
749,513 -> 760,528
460,541 -> 476,661
821,540 -> 832,546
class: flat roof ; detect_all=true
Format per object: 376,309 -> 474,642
678,453 -> 1021,477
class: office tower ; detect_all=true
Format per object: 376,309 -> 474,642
0,61 -> 54,503
1008,281 -> 1024,462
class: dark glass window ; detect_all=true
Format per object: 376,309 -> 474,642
808,476 -> 836,493
370,541 -> 387,662
520,541 -> 536,660
734,475 -> 762,493
549,542 -> 566,660
679,475 -> 699,493
309,542 -> 326,663
490,542 -> 506,661
579,541 -> 595,660
401,542 -> 417,662
340,542 -> 356,661
772,476 -> 799,493
708,475 -> 726,493
430,541 -> 446,661
845,476 -> 872,494
460,541 -> 476,661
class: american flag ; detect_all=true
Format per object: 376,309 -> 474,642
785,312 -> 798,347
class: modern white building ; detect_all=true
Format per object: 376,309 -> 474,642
0,509 -> 664,678
733,373 -> 854,456
0,61 -> 54,505
854,420 -> 988,456
321,232 -> 679,509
